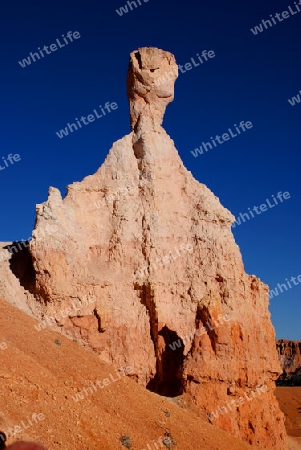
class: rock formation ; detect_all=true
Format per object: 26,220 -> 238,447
19,47 -> 288,449
277,339 -> 301,371
276,339 -> 301,384
127,47 -> 178,135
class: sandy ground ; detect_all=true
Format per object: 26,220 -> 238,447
276,387 -> 301,450
0,297 -> 254,450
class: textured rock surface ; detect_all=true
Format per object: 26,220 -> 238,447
24,47 -> 288,449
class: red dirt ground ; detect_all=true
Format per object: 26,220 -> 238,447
276,387 -> 301,450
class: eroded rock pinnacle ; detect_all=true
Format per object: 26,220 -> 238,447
127,47 -> 178,134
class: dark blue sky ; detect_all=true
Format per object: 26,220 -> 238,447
1,0 -> 300,339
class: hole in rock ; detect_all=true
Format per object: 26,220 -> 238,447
6,242 -> 36,295
147,326 -> 184,397
133,139 -> 144,159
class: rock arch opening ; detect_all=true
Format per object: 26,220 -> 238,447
147,326 -> 184,397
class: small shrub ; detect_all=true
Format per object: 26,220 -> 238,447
120,435 -> 132,449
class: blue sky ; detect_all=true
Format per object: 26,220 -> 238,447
0,0 -> 300,339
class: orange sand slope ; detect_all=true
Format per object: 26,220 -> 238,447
0,298 -> 252,450
276,387 -> 301,450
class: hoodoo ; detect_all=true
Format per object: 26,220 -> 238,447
26,47 -> 288,449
